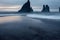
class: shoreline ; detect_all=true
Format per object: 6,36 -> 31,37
0,15 -> 60,40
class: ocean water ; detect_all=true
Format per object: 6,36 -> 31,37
0,12 -> 60,20
0,12 -> 60,17
0,12 -> 60,40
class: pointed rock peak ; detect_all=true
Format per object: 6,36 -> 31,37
26,0 -> 30,6
18,0 -> 33,12
27,0 -> 30,3
25,0 -> 30,6
28,0 -> 30,2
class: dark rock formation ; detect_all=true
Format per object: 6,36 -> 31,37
42,5 -> 50,12
46,5 -> 50,12
59,7 -> 60,12
42,5 -> 46,12
18,0 -> 33,12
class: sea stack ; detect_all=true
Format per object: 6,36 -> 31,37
59,7 -> 60,12
18,0 -> 33,12
42,5 -> 46,12
42,5 -> 50,12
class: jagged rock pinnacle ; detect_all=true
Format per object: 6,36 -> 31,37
42,5 -> 50,12
18,0 -> 33,12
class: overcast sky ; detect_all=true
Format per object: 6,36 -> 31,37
0,0 -> 60,9
0,0 -> 60,12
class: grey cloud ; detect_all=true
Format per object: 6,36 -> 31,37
0,0 -> 60,8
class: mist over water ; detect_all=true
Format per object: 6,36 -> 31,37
27,14 -> 60,19
0,12 -> 60,20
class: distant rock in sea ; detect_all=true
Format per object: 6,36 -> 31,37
42,5 -> 50,12
59,7 -> 60,12
18,0 -> 33,12
42,5 -> 46,12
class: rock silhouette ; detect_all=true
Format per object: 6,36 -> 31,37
18,0 -> 33,12
42,5 -> 50,12
59,7 -> 60,12
42,5 -> 46,12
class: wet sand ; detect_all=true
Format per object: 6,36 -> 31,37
0,16 -> 60,40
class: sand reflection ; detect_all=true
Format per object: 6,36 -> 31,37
0,16 -> 22,23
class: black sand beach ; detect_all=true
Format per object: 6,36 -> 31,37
0,15 -> 60,40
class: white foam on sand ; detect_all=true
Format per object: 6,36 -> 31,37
27,14 -> 60,20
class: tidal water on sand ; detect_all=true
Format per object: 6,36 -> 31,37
0,12 -> 60,40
